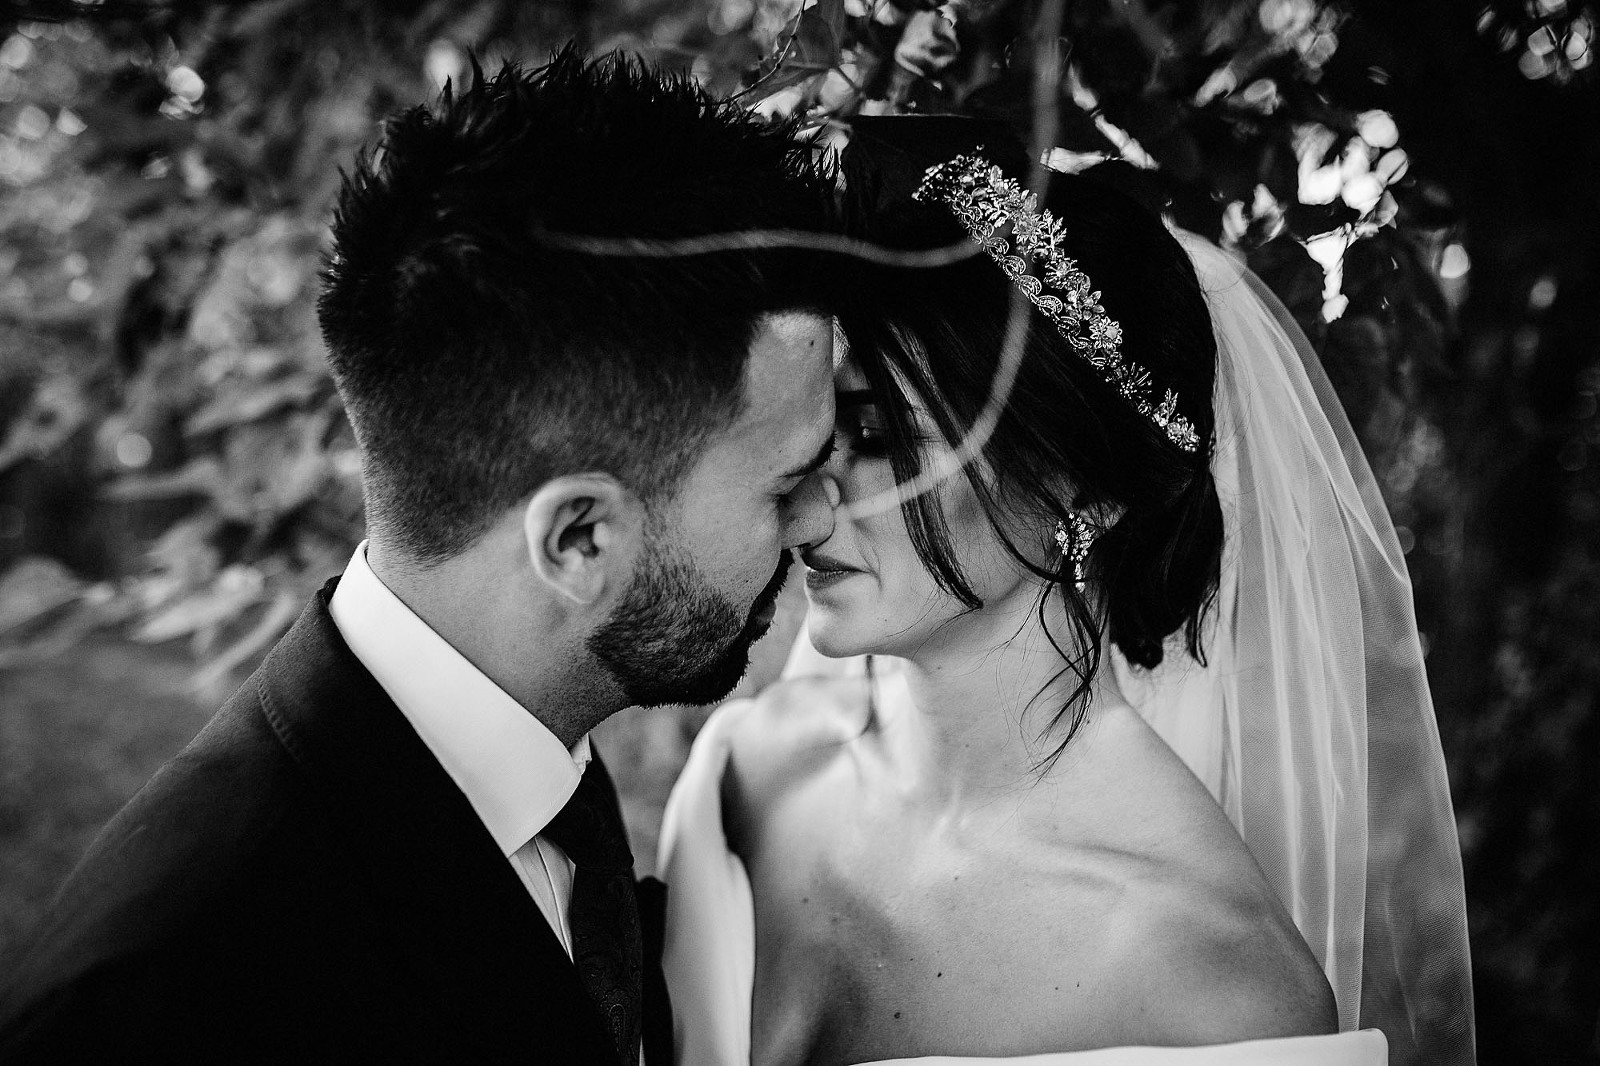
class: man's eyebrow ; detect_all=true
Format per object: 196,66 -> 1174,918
779,434 -> 837,482
836,389 -> 876,410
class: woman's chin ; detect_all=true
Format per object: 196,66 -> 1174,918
802,610 -> 871,660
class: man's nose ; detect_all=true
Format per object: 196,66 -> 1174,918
781,469 -> 838,550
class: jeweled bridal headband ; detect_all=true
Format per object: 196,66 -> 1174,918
912,152 -> 1202,453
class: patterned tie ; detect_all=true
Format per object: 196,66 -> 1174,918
541,754 -> 642,1066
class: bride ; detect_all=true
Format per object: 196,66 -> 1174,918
658,119 -> 1474,1065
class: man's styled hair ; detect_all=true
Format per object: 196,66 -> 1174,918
318,48 -> 836,565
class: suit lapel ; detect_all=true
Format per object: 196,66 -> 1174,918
252,583 -> 616,1061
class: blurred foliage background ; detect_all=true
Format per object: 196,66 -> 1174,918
0,0 -> 1595,1060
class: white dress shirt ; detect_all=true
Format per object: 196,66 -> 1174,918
329,543 -> 590,958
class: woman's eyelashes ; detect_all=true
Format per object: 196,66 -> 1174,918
834,389 -> 895,458
837,411 -> 892,457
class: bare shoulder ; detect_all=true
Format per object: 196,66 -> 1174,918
1110,864 -> 1339,1044
718,675 -> 870,852
1087,705 -> 1338,1043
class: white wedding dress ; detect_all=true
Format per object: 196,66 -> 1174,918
656,234 -> 1471,1065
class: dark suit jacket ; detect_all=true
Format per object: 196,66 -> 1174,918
0,583 -> 652,1063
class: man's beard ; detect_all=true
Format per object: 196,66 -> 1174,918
588,541 -> 791,708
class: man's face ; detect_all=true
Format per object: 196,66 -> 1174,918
588,312 -> 837,706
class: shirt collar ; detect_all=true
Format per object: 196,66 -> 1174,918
329,543 -> 590,857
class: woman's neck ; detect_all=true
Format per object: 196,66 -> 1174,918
871,581 -> 1125,811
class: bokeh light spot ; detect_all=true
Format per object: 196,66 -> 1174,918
1519,48 -> 1554,78
1259,0 -> 1316,38
14,104 -> 50,139
424,39 -> 465,91
115,433 -> 153,469
1342,173 -> 1384,212
1376,148 -> 1410,184
1529,275 -> 1559,310
709,0 -> 755,35
166,65 -> 205,103
1357,109 -> 1399,149
0,35 -> 32,70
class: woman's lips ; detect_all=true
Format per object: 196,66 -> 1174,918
803,561 -> 859,591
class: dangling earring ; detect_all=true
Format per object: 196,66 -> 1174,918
1054,513 -> 1104,593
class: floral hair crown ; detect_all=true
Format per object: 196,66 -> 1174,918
912,152 -> 1201,452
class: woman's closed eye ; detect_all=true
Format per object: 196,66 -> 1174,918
837,412 -> 892,457
835,389 -> 894,458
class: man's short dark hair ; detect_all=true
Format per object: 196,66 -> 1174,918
318,48 -> 836,565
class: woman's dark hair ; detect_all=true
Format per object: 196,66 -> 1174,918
838,118 -> 1223,757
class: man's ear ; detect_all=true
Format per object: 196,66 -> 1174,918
522,474 -> 641,606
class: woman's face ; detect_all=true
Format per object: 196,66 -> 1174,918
802,357 -> 1041,660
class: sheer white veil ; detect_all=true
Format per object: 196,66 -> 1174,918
1110,233 -> 1475,1063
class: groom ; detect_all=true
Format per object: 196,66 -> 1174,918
0,51 -> 839,1063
